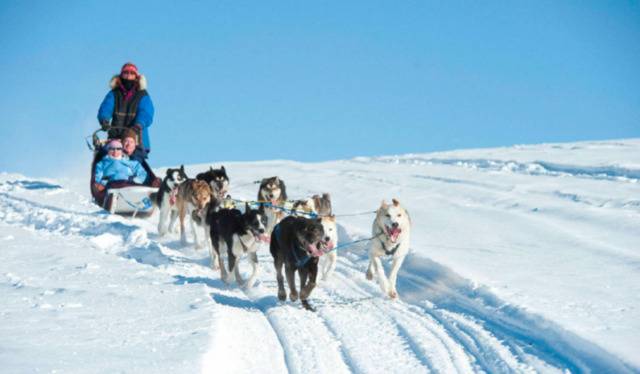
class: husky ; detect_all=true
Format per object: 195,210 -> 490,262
318,215 -> 338,281
257,176 -> 287,204
207,204 -> 269,287
175,179 -> 212,248
292,193 -> 332,217
196,166 -> 230,200
366,199 -> 411,299
257,176 -> 288,233
270,216 -> 329,311
157,165 -> 188,236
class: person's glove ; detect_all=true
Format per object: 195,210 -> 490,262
94,183 -> 106,192
100,120 -> 110,131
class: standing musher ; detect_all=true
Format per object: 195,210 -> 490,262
98,62 -> 154,158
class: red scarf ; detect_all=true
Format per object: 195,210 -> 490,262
119,81 -> 137,102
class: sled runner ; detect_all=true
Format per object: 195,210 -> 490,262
88,126 -> 158,217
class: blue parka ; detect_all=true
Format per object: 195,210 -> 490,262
98,75 -> 154,151
94,155 -> 148,187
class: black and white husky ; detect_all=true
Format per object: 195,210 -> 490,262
207,204 -> 269,288
157,165 -> 188,236
196,166 -> 230,200
366,199 -> 412,299
257,176 -> 288,234
291,194 -> 338,281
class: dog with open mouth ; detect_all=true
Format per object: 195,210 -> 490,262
318,215 -> 338,281
270,215 -> 329,311
257,176 -> 288,233
157,165 -> 188,237
366,198 -> 412,299
207,203 -> 270,287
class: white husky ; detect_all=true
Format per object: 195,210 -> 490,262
319,215 -> 338,281
157,166 -> 188,236
366,199 -> 411,299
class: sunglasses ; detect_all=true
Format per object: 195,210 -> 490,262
121,70 -> 137,76
108,147 -> 123,151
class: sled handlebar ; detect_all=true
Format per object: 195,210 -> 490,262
90,126 -> 141,151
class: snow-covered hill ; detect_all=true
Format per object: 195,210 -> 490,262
1,139 -> 639,373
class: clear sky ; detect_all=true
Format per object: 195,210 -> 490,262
1,1 -> 638,177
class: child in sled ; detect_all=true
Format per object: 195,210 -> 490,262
93,140 -> 148,198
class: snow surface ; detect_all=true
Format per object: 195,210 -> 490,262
1,139 -> 639,373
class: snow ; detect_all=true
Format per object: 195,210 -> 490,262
1,138 -> 639,373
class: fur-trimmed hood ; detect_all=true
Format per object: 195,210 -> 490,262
109,74 -> 148,91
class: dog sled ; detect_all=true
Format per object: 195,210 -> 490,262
87,126 -> 159,217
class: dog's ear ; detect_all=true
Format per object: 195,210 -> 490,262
380,200 -> 388,209
209,166 -> 214,172
180,165 -> 185,172
273,176 -> 280,185
245,202 -> 250,213
165,169 -> 172,177
279,179 -> 287,200
322,193 -> 331,202
392,198 -> 400,207
221,166 -> 226,174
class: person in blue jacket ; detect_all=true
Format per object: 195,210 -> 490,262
97,62 -> 154,156
94,140 -> 148,193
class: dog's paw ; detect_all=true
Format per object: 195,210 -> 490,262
194,242 -> 204,250
301,299 -> 316,312
236,278 -> 246,288
366,270 -> 373,281
210,261 -> 219,271
289,292 -> 299,302
277,290 -> 287,301
388,290 -> 398,299
245,277 -> 257,289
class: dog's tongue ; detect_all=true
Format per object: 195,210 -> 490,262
258,234 -> 270,243
388,227 -> 402,242
324,241 -> 335,251
307,243 -> 324,257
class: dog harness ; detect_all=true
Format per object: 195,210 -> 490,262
377,230 -> 401,256
273,224 -> 312,268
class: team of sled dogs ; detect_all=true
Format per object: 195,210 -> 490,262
156,165 -> 411,310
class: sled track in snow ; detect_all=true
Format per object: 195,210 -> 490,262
1,180 -> 636,373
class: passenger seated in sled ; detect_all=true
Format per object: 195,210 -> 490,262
94,129 -> 160,187
92,139 -> 148,206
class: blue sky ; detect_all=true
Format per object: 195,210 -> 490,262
1,1 -> 638,177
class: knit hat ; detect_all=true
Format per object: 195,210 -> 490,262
107,139 -> 123,150
120,62 -> 139,77
121,128 -> 138,142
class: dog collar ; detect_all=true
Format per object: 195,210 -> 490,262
377,229 -> 400,256
380,238 -> 400,256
